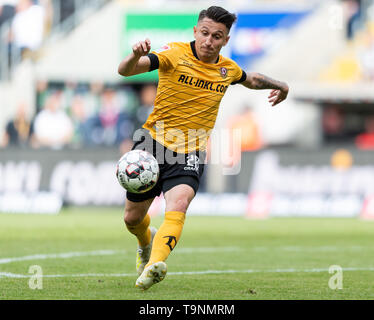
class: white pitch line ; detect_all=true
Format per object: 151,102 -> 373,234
1,246 -> 368,266
0,272 -> 27,278
252,246 -> 371,252
0,247 -> 242,265
0,250 -> 124,265
1,267 -> 374,279
276,246 -> 370,252
176,246 -> 241,253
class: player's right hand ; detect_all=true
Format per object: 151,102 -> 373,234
132,39 -> 151,57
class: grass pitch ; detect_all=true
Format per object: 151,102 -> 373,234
0,207 -> 374,300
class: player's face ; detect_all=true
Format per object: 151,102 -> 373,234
193,18 -> 230,63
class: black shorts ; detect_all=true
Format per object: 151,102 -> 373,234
126,129 -> 206,202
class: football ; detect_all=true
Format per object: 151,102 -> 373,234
116,150 -> 159,194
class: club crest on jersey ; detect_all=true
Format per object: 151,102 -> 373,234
155,45 -> 170,53
220,67 -> 228,79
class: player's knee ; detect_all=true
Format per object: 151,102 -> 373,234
124,214 -> 141,226
171,197 -> 191,213
165,184 -> 195,213
124,207 -> 143,226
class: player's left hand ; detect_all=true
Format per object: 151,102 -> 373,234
268,86 -> 289,107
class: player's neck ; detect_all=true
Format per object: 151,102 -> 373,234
191,41 -> 219,64
198,54 -> 219,64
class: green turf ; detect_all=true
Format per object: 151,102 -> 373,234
0,207 -> 374,300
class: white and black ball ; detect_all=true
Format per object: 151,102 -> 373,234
116,150 -> 159,194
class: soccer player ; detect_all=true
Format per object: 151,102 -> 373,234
118,6 -> 289,290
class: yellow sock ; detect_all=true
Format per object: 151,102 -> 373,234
125,214 -> 151,247
145,211 -> 185,268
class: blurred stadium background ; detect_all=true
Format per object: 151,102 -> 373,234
1,0 -> 374,219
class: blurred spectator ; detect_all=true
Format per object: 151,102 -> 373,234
88,88 -> 121,146
70,94 -> 91,147
227,106 -> 263,152
135,84 -> 156,127
33,81 -> 155,148
219,106 -> 263,169
116,86 -> 139,116
32,91 -> 73,149
9,0 -> 45,56
322,106 -> 346,142
61,80 -> 78,113
0,0 -> 16,27
100,88 -> 120,145
85,81 -> 103,116
117,85 -> 150,147
35,79 -> 49,111
355,115 -> 374,149
1,101 -> 33,148
84,84 -> 138,147
117,109 -> 135,144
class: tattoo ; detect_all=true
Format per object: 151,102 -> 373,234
250,73 -> 285,90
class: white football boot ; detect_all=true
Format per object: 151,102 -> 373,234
135,261 -> 167,290
136,226 -> 157,275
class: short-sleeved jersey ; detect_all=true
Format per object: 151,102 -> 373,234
143,41 -> 246,153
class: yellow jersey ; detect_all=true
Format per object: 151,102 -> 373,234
143,41 -> 246,153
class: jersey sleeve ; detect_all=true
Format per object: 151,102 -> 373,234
230,61 -> 247,85
147,42 -> 180,72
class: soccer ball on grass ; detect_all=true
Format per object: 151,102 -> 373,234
116,150 -> 159,194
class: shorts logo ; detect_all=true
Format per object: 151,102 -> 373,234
220,67 -> 228,79
184,155 -> 200,172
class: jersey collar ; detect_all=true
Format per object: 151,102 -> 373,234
190,41 -> 220,64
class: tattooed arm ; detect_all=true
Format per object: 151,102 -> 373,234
241,72 -> 289,106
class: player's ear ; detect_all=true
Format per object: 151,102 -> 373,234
223,35 -> 230,46
193,26 -> 197,38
